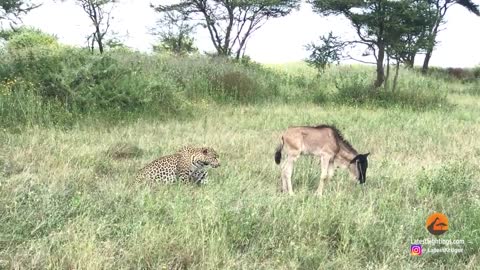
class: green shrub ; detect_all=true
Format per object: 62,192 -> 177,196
5,27 -> 59,52
212,71 -> 258,102
423,66 -> 479,82
0,47 -> 456,128
0,48 -> 197,127
0,77 -> 75,128
473,66 -> 480,79
1,47 -> 286,127
334,73 -> 372,104
153,56 -> 281,103
465,80 -> 480,96
333,71 -> 449,109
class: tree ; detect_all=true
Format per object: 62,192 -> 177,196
420,0 -> 479,73
383,0 -> 435,91
309,0 -> 394,88
308,0 -> 436,88
384,0 -> 435,68
104,35 -> 127,50
74,0 -> 117,53
305,32 -> 345,73
152,0 -> 299,59
1,0 -> 41,29
152,35 -> 197,55
151,10 -> 198,55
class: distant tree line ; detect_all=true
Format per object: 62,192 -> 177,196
306,0 -> 479,88
1,0 -> 479,88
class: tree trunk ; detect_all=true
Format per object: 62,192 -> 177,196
224,5 -> 234,57
404,53 -> 415,68
374,43 -> 385,88
393,61 -> 400,92
422,49 -> 432,74
95,23 -> 104,54
97,38 -> 104,54
90,38 -> 95,53
235,48 -> 242,60
384,55 -> 390,91
88,34 -> 95,54
422,11 -> 442,74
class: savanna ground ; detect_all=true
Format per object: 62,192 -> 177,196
1,49 -> 480,269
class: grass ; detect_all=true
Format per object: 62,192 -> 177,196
1,88 -> 480,268
0,48 -> 458,129
0,49 -> 479,268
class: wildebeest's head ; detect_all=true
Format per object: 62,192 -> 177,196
350,153 -> 369,184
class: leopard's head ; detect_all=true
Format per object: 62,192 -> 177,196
196,147 -> 220,168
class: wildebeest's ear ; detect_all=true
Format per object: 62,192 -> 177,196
364,152 -> 370,157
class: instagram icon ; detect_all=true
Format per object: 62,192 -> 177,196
411,244 -> 423,256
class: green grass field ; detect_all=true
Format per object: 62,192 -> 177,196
1,76 -> 480,269
1,44 -> 480,268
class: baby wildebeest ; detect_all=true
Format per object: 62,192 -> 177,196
274,125 -> 369,196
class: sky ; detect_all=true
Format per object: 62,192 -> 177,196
22,0 -> 480,68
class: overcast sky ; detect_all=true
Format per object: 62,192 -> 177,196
22,0 -> 480,67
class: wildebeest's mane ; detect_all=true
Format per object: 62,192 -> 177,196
313,124 -> 357,153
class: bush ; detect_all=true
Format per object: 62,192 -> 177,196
150,56 -> 281,103
333,71 -> 449,109
424,66 -> 480,82
4,27 -> 59,52
0,47 -> 287,127
0,83 -> 75,128
466,81 -> 480,96
473,66 -> 480,79
0,47 -> 194,127
0,45 -> 456,128
213,71 -> 258,102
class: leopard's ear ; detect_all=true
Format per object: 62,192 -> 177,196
202,148 -> 208,155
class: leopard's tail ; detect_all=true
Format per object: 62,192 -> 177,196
274,136 -> 284,165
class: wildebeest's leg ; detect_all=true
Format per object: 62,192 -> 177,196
327,158 -> 336,181
281,155 -> 298,195
191,170 -> 208,184
280,160 -> 288,193
315,155 -> 332,196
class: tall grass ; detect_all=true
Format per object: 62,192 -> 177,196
1,44 -> 479,268
0,47 -> 464,128
333,71 -> 448,109
0,47 -> 291,126
466,80 -> 480,96
1,101 -> 479,269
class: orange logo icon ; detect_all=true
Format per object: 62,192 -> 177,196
426,213 -> 448,235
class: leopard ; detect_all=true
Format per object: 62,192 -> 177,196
136,146 -> 220,184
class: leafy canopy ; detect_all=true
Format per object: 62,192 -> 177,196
153,0 -> 299,58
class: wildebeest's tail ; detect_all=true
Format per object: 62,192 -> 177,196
274,137 -> 284,165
